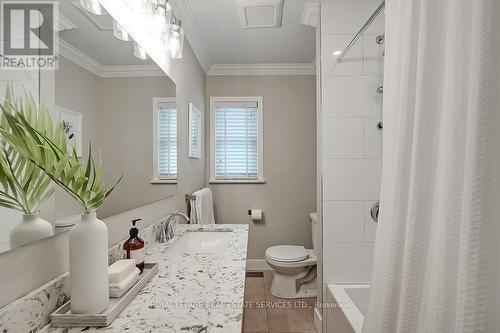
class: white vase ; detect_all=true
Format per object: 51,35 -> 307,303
9,213 -> 54,249
69,211 -> 109,314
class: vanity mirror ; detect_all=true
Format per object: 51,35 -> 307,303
0,0 -> 178,254
57,0 -> 178,220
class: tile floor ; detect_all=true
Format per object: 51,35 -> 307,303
242,271 -> 317,333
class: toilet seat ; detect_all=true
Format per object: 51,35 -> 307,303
265,245 -> 309,262
266,249 -> 317,268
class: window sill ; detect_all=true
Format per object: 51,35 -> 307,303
150,179 -> 177,184
209,179 -> 266,184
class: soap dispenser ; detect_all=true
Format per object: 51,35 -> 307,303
123,219 -> 145,272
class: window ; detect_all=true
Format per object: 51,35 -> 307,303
210,96 -> 264,183
152,98 -> 177,183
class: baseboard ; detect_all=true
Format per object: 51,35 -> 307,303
246,259 -> 271,271
314,307 -> 322,333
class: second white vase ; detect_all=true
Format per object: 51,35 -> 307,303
69,211 -> 109,314
9,213 -> 54,249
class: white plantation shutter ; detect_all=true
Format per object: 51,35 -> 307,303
157,105 -> 177,179
214,101 -> 260,179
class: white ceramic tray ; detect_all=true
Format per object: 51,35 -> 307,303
50,263 -> 158,328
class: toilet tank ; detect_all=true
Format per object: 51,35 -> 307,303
309,212 -> 319,255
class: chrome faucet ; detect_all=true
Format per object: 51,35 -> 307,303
159,211 -> 189,243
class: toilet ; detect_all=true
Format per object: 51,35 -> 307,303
265,212 -> 318,298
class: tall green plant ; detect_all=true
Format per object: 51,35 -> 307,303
0,87 -> 54,214
0,90 -> 122,214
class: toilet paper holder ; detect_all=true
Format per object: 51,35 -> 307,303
248,209 -> 263,221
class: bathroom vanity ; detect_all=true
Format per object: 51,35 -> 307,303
46,223 -> 248,332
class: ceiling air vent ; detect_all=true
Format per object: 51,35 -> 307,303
238,0 -> 284,29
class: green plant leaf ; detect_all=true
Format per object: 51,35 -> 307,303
0,86 -> 121,213
0,86 -> 56,213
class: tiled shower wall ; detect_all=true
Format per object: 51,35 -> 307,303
320,0 -> 384,286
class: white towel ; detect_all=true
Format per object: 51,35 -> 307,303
191,188 -> 215,224
189,197 -> 198,224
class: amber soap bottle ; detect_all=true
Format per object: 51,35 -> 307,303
123,219 -> 145,273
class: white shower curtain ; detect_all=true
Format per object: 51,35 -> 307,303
363,1 -> 500,332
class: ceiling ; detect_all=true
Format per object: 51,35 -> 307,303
59,0 -> 157,67
184,0 -> 316,65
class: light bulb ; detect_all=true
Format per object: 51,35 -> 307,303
166,19 -> 184,59
112,20 -> 131,41
333,50 -> 342,56
167,31 -> 179,57
80,0 -> 105,15
149,0 -> 172,38
133,42 -> 148,60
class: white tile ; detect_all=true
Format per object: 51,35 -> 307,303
0,207 -> 22,243
0,66 -> 39,81
323,242 -> 375,284
322,76 -> 383,117
0,80 -> 39,100
323,159 -> 382,200
364,117 -> 383,158
363,34 -> 385,76
0,243 -> 9,253
322,1 -> 385,35
322,35 -> 362,76
323,118 -> 363,158
364,200 -> 378,241
324,201 -> 364,242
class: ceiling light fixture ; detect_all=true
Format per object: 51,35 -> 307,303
333,50 -> 342,56
133,42 -> 149,60
149,0 -> 172,39
166,18 -> 184,59
112,20 -> 132,41
80,0 -> 105,15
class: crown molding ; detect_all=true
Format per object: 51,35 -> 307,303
168,0 -> 212,73
301,3 -> 320,28
207,62 -> 316,76
58,39 -> 102,76
99,65 -> 165,78
58,39 -> 164,78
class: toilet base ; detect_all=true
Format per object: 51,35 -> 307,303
270,265 -> 317,299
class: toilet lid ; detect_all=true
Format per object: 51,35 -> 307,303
266,245 -> 309,262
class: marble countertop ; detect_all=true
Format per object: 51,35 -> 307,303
53,224 -> 249,333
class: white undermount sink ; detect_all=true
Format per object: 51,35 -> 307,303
168,231 -> 232,253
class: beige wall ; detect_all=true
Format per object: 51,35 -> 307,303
206,75 -> 317,259
98,77 -> 176,218
0,40 -> 206,308
54,57 -> 100,219
54,59 -> 178,218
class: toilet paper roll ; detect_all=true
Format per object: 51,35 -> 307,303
251,209 -> 263,221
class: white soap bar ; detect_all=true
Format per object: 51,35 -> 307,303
109,268 -> 141,298
108,259 -> 136,283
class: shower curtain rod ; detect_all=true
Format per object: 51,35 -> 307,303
336,1 -> 385,63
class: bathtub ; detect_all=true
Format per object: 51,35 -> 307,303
326,284 -> 370,333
